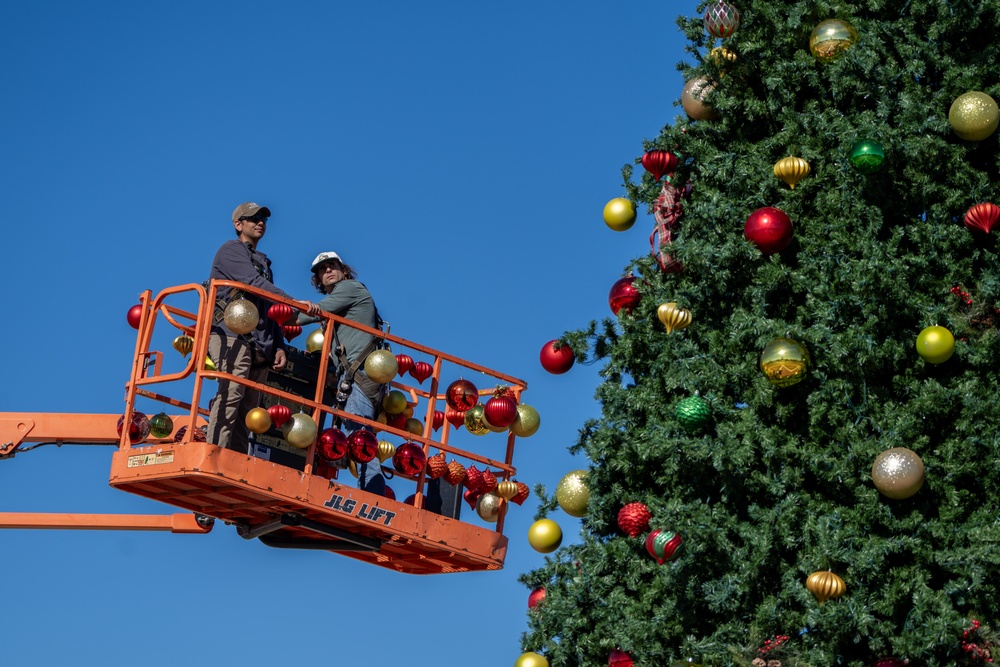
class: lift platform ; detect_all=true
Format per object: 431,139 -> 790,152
0,281 -> 529,575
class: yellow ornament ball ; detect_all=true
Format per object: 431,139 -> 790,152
949,91 -> 1000,141
555,470 -> 590,518
916,325 -> 955,364
809,18 -> 858,62
364,349 -> 398,384
527,518 -> 563,553
514,652 -> 549,667
603,198 -> 636,232
223,298 -> 259,335
510,404 -> 541,438
760,337 -> 810,387
280,413 -> 318,450
382,389 -> 408,415
245,407 -> 272,434
305,328 -> 325,353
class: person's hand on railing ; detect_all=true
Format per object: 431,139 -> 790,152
300,300 -> 321,316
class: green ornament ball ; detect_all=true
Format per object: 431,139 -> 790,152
149,412 -> 174,439
675,395 -> 711,431
849,140 -> 885,174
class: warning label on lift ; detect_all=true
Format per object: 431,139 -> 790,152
127,451 -> 175,468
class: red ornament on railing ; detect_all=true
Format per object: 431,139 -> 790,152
267,404 -> 292,429
641,149 -> 678,182
445,407 -> 466,430
964,202 -> 1000,234
410,361 -> 433,384
282,325 -> 302,342
267,303 -> 294,326
395,354 -> 414,377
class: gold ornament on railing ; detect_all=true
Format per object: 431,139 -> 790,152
224,298 -> 259,335
376,440 -> 396,463
496,480 -> 518,501
657,302 -> 692,334
172,335 -> 194,357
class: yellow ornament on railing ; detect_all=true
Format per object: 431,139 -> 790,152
376,440 -> 396,463
305,329 -> 325,353
172,334 -> 194,357
496,480 -> 518,501
657,302 -> 692,334
224,298 -> 259,335
806,570 -> 846,605
773,156 -> 810,189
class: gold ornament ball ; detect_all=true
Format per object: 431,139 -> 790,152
806,570 -> 847,605
657,302 -> 692,334
172,334 -> 194,357
774,156 -> 810,189
871,447 -> 925,500
603,198 -> 637,232
949,91 -> 1000,141
476,492 -> 504,523
405,418 -> 424,435
514,652 -> 549,667
916,325 -> 955,364
223,298 -> 260,335
527,518 -> 563,553
376,440 -> 396,463
809,18 -> 858,62
510,404 -> 541,438
760,337 -> 810,387
364,349 -> 398,384
245,407 -> 272,434
681,75 -> 718,120
464,405 -> 490,436
281,413 -> 318,450
555,469 -> 590,518
305,328 -> 325,353
382,389 -> 408,415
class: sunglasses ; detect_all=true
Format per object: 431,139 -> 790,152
240,215 -> 268,224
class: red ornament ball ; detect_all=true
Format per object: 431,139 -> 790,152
641,149 -> 678,182
318,427 -> 348,462
528,587 -> 546,609
609,276 -> 641,316
383,485 -> 395,500
126,304 -> 143,329
511,481 -> 531,505
617,502 -> 652,538
445,379 -> 479,411
117,411 -> 150,443
392,442 -> 427,477
463,488 -> 481,509
744,207 -> 793,254
608,649 -> 634,667
540,340 -> 575,374
348,429 -> 378,463
484,388 -> 518,429
872,660 -> 907,667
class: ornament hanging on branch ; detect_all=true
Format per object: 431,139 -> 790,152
964,202 -> 1000,234
617,502 -> 652,537
760,337 -> 810,387
527,586 -> 546,609
540,339 -> 575,374
773,156 -> 810,189
645,529 -> 683,564
641,149 -> 678,182
609,276 -> 641,316
675,394 -> 711,431
682,76 -> 718,120
651,180 -> 685,272
657,302 -> 692,334
805,570 -> 846,605
608,649 -> 634,667
603,197 -> 637,232
809,18 -> 858,62
527,519 -> 563,553
745,206 -> 794,254
514,652 -> 549,667
916,325 -> 955,364
556,470 -> 590,517
848,140 -> 886,174
704,0 -> 740,38
871,447 -> 925,499
949,91 -> 1000,141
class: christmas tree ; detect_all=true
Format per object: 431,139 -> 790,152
517,2 -> 1000,666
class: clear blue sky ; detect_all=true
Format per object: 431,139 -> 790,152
0,2 -> 690,665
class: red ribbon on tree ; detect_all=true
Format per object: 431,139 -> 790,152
651,181 -> 686,272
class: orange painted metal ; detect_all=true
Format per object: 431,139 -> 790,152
0,512 -> 212,534
0,280 -> 528,575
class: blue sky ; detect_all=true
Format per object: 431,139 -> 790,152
0,2 -> 691,665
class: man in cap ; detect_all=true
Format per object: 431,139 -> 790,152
206,202 -> 319,454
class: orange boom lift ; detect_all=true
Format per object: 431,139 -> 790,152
0,281 -> 529,574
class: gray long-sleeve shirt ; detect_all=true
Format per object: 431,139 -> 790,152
297,279 -> 378,374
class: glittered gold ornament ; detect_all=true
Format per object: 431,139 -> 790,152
773,156 -> 810,189
556,470 -> 590,518
172,335 -> 194,357
376,440 -> 395,463
809,19 -> 858,62
681,75 -> 718,121
710,47 -> 737,66
280,413 -> 318,450
603,197 -> 637,232
514,652 -> 549,667
476,491 -> 503,522
463,405 -> 490,436
949,91 -> 1000,141
806,570 -> 846,605
527,519 -> 563,553
657,302 -> 692,334
871,447 -> 925,500
245,407 -> 272,434
916,325 -> 955,364
364,349 -> 398,384
223,298 -> 259,335
760,337 -> 810,387
510,404 -> 541,438
305,328 -> 324,353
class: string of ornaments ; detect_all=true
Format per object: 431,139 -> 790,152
520,3 -> 1000,666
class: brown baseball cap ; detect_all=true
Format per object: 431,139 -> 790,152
232,202 -> 272,222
